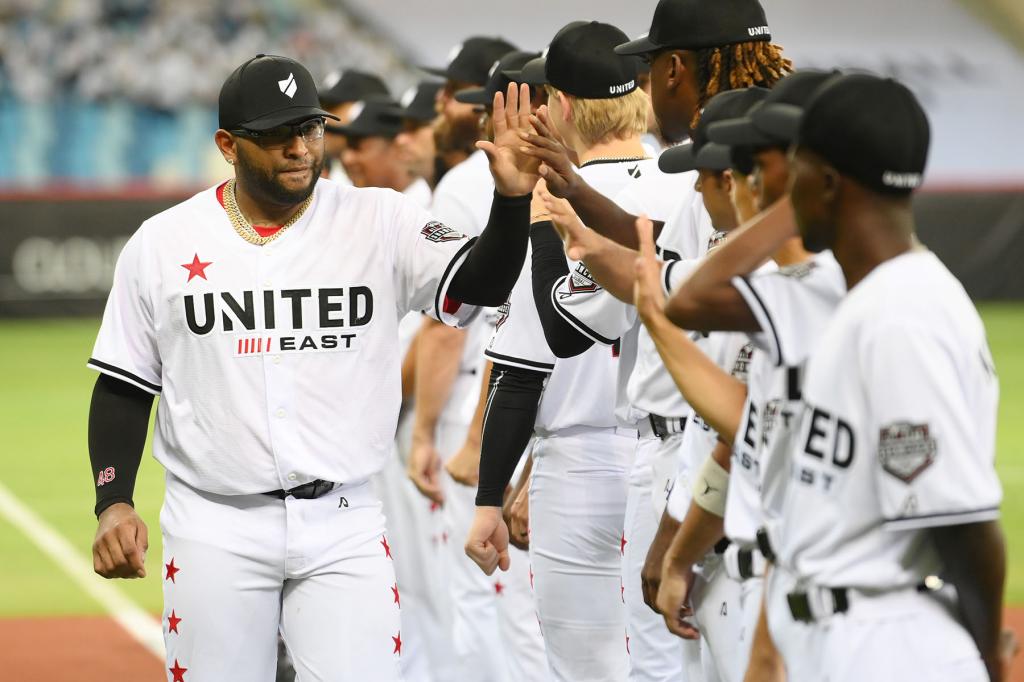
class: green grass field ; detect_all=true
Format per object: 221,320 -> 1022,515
1,305 -> 1023,617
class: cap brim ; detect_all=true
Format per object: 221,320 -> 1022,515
693,143 -> 733,172
752,104 -> 804,144
326,122 -> 400,138
419,65 -> 450,79
454,87 -> 491,105
241,106 -> 339,131
705,117 -> 772,146
614,34 -> 662,56
658,143 -> 698,174
382,105 -> 435,123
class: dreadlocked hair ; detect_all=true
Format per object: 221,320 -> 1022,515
693,41 -> 793,129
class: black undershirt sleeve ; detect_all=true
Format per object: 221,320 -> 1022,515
88,374 -> 154,518
447,191 -> 531,307
475,362 -> 546,507
529,221 -> 596,358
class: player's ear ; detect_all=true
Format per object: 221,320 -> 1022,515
666,50 -> 690,88
558,92 -> 572,124
721,169 -> 734,194
214,129 -> 237,166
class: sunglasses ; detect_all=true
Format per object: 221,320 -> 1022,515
232,118 -> 326,148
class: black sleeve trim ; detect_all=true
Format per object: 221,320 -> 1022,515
432,237 -> 477,322
482,349 -> 555,372
475,363 -> 546,506
529,221 -> 595,358
663,259 -> 680,296
87,358 -> 161,394
883,506 -> 1000,531
735,276 -> 783,367
550,281 -> 618,347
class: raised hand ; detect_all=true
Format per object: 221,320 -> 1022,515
633,215 -> 667,327
520,105 -> 586,200
478,82 -> 540,197
538,182 -> 599,262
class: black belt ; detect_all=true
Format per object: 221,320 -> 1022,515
756,527 -> 776,563
649,414 -> 686,440
737,548 -> 757,580
713,537 -> 731,554
263,479 -> 337,500
787,588 -> 849,623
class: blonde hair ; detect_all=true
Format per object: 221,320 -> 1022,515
545,85 -> 649,147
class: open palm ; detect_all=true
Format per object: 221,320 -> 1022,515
478,82 -> 540,197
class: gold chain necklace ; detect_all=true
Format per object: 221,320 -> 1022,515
223,178 -> 314,246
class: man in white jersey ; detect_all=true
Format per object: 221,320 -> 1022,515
86,54 -> 542,682
387,81 -> 445,189
463,22 -> 655,681
318,69 -> 389,185
412,47 -> 552,682
768,74 -> 1003,681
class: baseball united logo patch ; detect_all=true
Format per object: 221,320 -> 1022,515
420,221 -> 464,243
567,262 -> 599,294
879,421 -> 937,483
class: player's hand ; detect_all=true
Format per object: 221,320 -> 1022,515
506,483 -> 530,550
998,627 -> 1019,682
538,183 -> 598,262
407,436 -> 445,505
522,106 -> 586,201
478,83 -> 540,197
465,506 -> 511,575
93,502 -> 148,579
633,215 -> 667,327
656,559 -> 699,639
641,513 -> 680,613
444,439 -> 480,487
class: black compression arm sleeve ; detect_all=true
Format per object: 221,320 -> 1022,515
447,191 -> 531,307
530,221 -> 596,358
89,374 -> 154,518
475,362 -> 546,507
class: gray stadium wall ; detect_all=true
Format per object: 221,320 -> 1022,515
0,190 -> 1023,317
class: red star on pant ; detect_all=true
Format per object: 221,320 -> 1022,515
392,632 -> 402,655
529,566 -> 534,589
180,254 -> 212,282
620,533 -> 627,555
169,659 -> 188,682
441,531 -> 449,544
381,535 -> 392,559
392,583 -> 401,607
429,500 -> 440,512
621,582 -> 625,603
165,558 -> 180,583
494,580 -> 505,595
167,610 -> 182,634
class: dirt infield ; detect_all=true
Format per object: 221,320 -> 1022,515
4,610 -> 1024,681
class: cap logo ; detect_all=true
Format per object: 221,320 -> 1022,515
747,26 -> 770,37
348,101 -> 366,122
401,87 -> 417,108
882,171 -> 922,189
278,73 -> 297,98
323,70 -> 342,89
487,59 -> 501,79
446,43 -> 464,65
609,80 -> 636,96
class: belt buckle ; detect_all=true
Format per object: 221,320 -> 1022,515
649,414 -> 667,439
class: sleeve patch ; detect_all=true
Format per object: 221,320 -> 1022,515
564,262 -> 599,295
731,343 -> 755,382
778,260 -> 818,279
707,229 -> 728,252
495,299 -> 511,330
420,221 -> 465,243
879,422 -> 937,483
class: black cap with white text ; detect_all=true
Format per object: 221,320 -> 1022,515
219,54 -> 338,131
615,0 -> 771,55
539,22 -> 641,99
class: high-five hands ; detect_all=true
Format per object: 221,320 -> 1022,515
479,83 -> 541,197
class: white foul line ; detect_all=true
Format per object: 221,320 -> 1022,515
0,479 -> 164,659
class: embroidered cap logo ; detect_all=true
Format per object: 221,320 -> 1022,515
278,73 -> 298,98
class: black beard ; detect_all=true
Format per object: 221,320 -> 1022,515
434,115 -> 480,156
235,147 -> 324,207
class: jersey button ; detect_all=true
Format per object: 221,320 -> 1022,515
272,355 -> 282,365
275,408 -> 286,418
263,281 -> 272,288
287,473 -> 297,482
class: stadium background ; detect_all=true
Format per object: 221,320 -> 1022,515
0,0 -> 1022,679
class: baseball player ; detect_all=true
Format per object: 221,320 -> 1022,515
410,46 -> 552,682
755,73 -> 1004,681
318,69 -> 389,184
462,21 -> 657,682
87,54 -> 542,682
388,81 -> 445,188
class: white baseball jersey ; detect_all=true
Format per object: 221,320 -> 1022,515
89,178 -> 481,496
774,250 -> 1000,590
429,148 -> 498,426
726,252 -> 846,546
488,158 -> 660,432
403,176 -> 433,209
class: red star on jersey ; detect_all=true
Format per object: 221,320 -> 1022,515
165,558 -> 180,583
620,533 -> 627,555
181,254 -> 212,282
169,659 -> 188,682
392,583 -> 401,607
494,580 -> 505,595
392,632 -> 403,655
167,610 -> 182,634
381,536 -> 392,559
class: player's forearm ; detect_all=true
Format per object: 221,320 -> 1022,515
462,360 -> 493,449
447,191 -> 531,306
475,363 -> 544,506
932,519 -> 1007,679
664,497 -> 726,572
579,235 -> 645,303
412,319 -> 466,442
529,221 -> 598,357
666,198 -> 794,332
88,374 -> 154,517
568,181 -> 663,249
644,312 -> 746,443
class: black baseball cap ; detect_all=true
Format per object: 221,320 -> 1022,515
660,87 -> 769,173
456,50 -> 541,106
220,54 -> 339,131
531,22 -> 641,99
504,56 -> 547,86
616,0 -> 771,55
319,70 -> 389,107
326,95 -> 403,139
794,74 -> 930,195
384,82 -> 443,123
708,70 -> 841,148
422,37 -> 518,85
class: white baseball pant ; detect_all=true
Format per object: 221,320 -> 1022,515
437,419 -> 550,682
160,471 -> 401,682
528,426 -> 632,682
